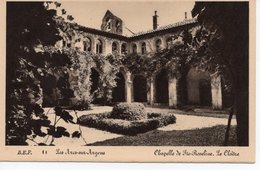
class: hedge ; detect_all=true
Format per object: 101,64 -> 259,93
77,112 -> 176,135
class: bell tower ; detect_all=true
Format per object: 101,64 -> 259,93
101,10 -> 123,35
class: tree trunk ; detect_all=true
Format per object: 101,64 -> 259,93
235,89 -> 249,146
224,107 -> 234,146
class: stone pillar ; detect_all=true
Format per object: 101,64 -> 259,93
117,43 -> 121,55
104,39 -> 112,55
127,43 -> 131,54
126,71 -> 132,103
168,75 -> 177,108
161,37 -> 167,49
136,42 -> 142,54
211,75 -> 222,109
148,77 -> 155,105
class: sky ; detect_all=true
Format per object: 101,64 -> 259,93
61,1 -> 195,36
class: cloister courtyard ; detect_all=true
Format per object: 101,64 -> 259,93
27,106 -> 237,146
5,2 -> 249,148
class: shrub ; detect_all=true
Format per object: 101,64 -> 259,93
147,112 -> 162,119
111,102 -> 146,121
77,112 -> 176,135
69,100 -> 91,111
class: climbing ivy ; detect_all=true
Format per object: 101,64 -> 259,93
123,29 -> 194,79
92,53 -> 123,105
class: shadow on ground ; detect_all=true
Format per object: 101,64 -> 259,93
146,106 -> 232,119
87,125 -> 237,146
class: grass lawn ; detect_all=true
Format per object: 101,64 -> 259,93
88,125 -> 237,146
146,106 -> 233,119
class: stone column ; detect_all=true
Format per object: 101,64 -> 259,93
117,43 -> 121,55
148,77 -> 155,105
211,75 -> 222,109
126,71 -> 132,103
168,75 -> 177,108
161,37 -> 167,49
136,42 -> 142,54
104,39 -> 112,55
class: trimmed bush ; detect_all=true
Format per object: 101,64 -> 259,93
77,112 -> 176,135
147,112 -> 162,119
111,102 -> 146,121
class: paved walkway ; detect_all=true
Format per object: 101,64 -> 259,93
27,106 -> 236,146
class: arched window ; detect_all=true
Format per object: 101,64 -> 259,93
112,42 -> 118,53
96,39 -> 103,54
83,37 -> 92,52
106,17 -> 111,30
116,20 -> 121,32
155,39 -> 162,52
141,42 -> 146,54
132,43 -> 137,53
121,43 -> 127,54
166,37 -> 172,49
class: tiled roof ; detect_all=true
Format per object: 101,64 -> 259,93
129,18 -> 197,38
75,24 -> 128,41
71,18 -> 197,40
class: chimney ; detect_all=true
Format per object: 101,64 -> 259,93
185,12 -> 187,20
153,11 -> 158,30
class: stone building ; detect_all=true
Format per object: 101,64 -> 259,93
57,10 -> 223,109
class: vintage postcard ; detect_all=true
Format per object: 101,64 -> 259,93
0,0 -> 256,162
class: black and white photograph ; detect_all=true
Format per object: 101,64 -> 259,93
2,0 -> 255,162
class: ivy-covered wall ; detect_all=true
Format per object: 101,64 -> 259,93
41,15 -> 224,109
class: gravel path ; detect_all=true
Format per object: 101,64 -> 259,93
27,106 -> 236,146
158,114 -> 236,131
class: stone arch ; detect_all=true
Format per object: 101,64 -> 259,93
165,36 -> 172,49
186,67 -> 212,106
112,71 -> 126,102
199,79 -> 212,106
141,42 -> 147,54
121,43 -> 127,55
132,43 -> 137,53
90,68 -> 100,103
155,68 -> 169,104
96,38 -> 105,54
112,41 -> 120,53
83,36 -> 94,52
133,74 -> 147,102
155,38 -> 162,52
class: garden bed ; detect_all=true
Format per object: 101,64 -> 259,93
77,112 -> 176,135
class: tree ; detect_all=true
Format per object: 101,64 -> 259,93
6,2 -> 74,145
6,2 -> 126,145
191,2 -> 249,146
